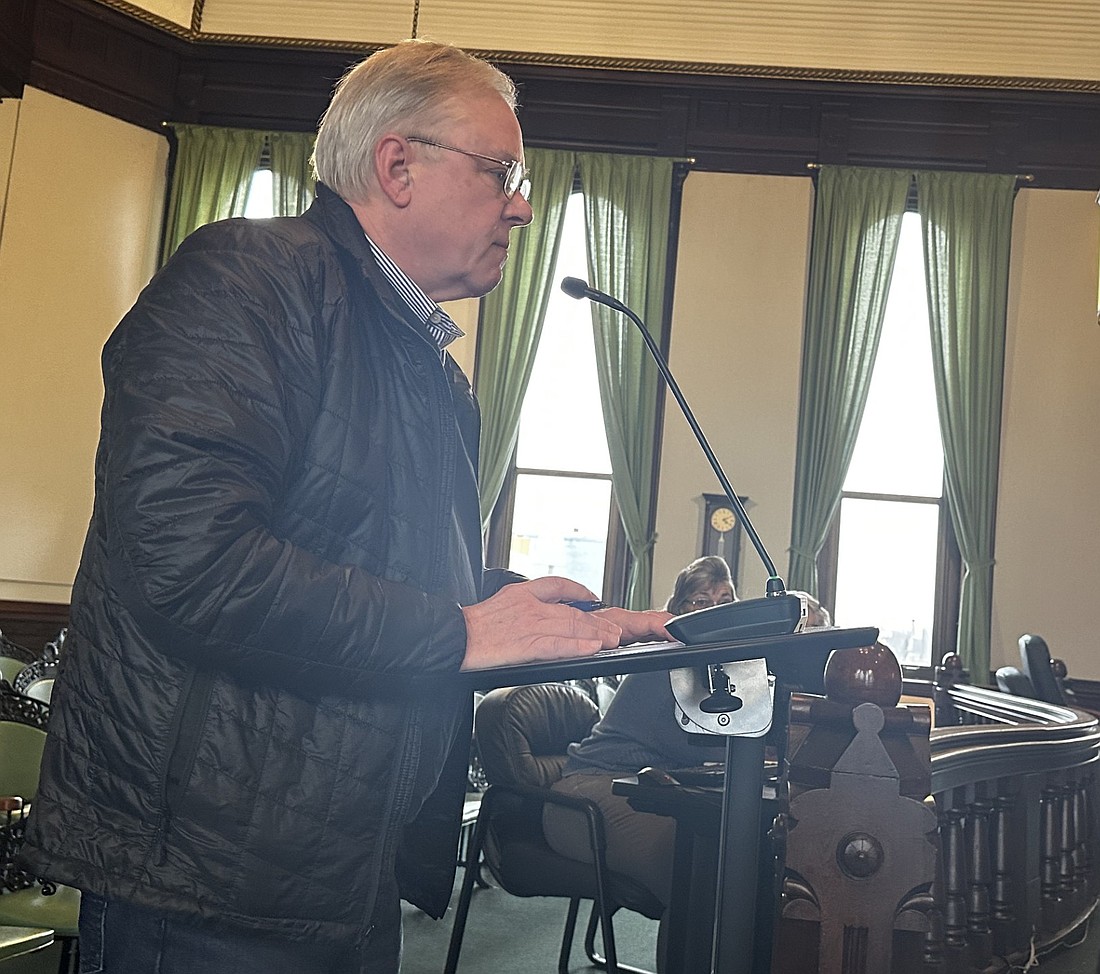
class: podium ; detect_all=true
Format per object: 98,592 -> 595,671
456,625 -> 879,974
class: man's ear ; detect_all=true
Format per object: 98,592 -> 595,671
374,134 -> 413,207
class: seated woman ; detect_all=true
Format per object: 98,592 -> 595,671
542,555 -> 829,968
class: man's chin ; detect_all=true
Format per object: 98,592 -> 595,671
470,267 -> 506,298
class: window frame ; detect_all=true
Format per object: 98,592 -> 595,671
817,488 -> 961,667
814,197 -> 963,669
481,164 -> 688,605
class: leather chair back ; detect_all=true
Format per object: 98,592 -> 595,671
994,665 -> 1035,698
475,683 -> 599,791
1018,634 -> 1066,705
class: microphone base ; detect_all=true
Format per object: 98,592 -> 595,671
666,594 -> 806,645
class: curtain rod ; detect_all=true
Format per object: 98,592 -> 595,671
805,161 -> 1034,182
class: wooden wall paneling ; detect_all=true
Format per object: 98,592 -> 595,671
2,0 -> 1099,183
176,47 -> 356,130
0,600 -> 69,653
0,0 -> 36,97
29,0 -> 181,128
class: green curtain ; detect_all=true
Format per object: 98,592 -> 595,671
476,148 -> 576,530
577,153 -> 674,610
787,166 -> 911,594
269,131 -> 317,216
916,170 -> 1015,681
160,124 -> 266,264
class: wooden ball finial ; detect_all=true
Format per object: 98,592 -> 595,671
824,642 -> 903,707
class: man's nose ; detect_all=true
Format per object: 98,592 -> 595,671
506,193 -> 534,227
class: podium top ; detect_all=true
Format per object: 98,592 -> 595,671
456,625 -> 879,691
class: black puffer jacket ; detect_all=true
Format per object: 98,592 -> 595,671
22,184 -> 507,944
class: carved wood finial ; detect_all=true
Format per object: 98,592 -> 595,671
823,642 -> 903,708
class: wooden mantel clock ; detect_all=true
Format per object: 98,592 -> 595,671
701,492 -> 745,586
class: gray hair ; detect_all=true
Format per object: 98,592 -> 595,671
312,40 -> 518,204
665,556 -> 736,615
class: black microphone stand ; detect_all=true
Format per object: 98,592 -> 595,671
560,276 -> 803,643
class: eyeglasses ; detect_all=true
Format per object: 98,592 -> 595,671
407,137 -> 532,201
683,597 -> 735,611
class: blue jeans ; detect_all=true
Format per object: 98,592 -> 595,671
77,890 -> 402,974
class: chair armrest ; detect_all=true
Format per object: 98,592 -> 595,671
480,780 -> 613,870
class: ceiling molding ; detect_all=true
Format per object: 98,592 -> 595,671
87,0 -> 1100,95
9,0 -> 1099,189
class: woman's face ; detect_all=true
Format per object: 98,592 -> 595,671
678,582 -> 736,615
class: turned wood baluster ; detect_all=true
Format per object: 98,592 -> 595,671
941,799 -> 969,952
989,791 -> 1016,955
965,795 -> 993,964
1059,781 -> 1077,898
932,654 -> 965,727
1073,775 -> 1091,890
1040,784 -> 1061,902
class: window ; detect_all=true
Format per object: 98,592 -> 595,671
823,211 -> 960,667
244,169 -> 273,219
490,192 -> 617,598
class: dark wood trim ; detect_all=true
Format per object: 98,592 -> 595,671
0,599 -> 69,653
0,0 -> 35,98
1068,678 -> 1100,715
0,0 -> 1096,188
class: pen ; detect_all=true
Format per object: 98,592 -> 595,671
561,599 -> 610,611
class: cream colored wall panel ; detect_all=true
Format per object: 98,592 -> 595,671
653,172 -> 811,608
198,0 -> 415,43
993,189 -> 1100,678
421,0 -> 1100,81
135,0 -> 194,29
0,87 -> 167,602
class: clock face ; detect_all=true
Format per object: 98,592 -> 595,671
709,506 -> 736,534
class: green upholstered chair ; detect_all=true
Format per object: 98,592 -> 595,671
0,685 -> 79,974
11,660 -> 57,706
0,632 -> 37,690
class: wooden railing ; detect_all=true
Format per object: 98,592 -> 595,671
927,675 -> 1099,972
772,648 -> 1100,974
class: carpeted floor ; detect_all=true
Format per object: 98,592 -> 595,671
401,874 -> 659,974
402,868 -> 1100,974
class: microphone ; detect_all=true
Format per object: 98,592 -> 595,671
561,276 -> 805,644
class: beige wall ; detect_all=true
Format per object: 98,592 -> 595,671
0,88 -> 167,603
2,90 -> 1098,680
993,189 -> 1100,673
441,297 -> 480,377
653,172 -> 812,604
654,177 -> 1100,678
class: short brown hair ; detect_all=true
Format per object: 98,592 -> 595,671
665,556 -> 735,615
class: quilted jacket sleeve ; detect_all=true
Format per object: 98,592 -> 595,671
94,220 -> 469,696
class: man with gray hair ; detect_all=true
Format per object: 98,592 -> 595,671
22,39 -> 670,972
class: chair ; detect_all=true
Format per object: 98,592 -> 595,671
1018,633 -> 1075,705
994,665 -> 1034,697
444,683 -> 661,974
0,683 -> 80,973
12,658 -> 58,705
0,631 -> 37,688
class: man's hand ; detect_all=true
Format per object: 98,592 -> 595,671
590,606 -> 673,645
460,578 -> 672,671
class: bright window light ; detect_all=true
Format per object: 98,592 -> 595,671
833,213 -> 945,667
508,193 -> 613,595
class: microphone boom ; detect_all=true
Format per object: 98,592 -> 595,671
561,277 -> 806,643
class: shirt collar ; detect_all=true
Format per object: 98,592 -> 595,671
364,233 -> 465,352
